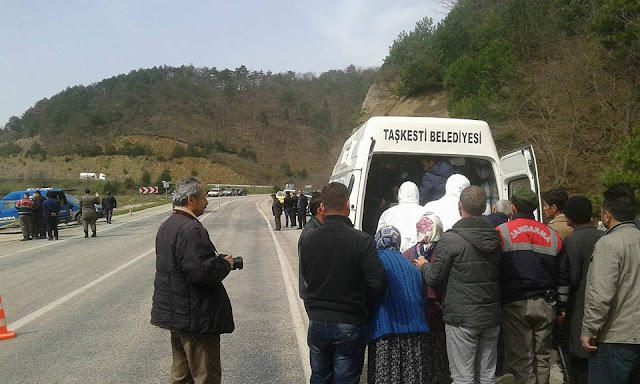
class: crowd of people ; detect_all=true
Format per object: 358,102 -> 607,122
15,189 -> 61,241
270,189 -> 309,230
15,188 -> 118,240
149,176 -> 640,384
298,177 -> 640,384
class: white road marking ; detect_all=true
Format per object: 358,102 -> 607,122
8,248 -> 155,331
0,205 -> 173,261
6,200 -> 225,331
255,200 -> 311,382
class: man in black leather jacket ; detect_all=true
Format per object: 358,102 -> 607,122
151,177 -> 234,384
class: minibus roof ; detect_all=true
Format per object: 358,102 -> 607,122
334,117 -> 500,174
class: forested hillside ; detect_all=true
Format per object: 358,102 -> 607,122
0,65 -> 375,187
377,0 -> 639,193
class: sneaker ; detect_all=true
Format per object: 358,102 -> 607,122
48,238 -> 53,241
91,233 -> 97,237
84,233 -> 88,238
54,237 -> 59,240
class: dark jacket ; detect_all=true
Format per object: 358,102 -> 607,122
297,194 -> 308,212
151,210 -> 234,335
80,193 -> 100,220
272,198 -> 283,216
419,161 -> 454,205
497,213 -> 563,303
32,194 -> 44,215
558,224 -> 602,357
101,195 -> 117,210
283,195 -> 296,211
300,215 -> 388,325
421,216 -> 502,328
43,197 -> 60,218
298,216 -> 323,300
485,213 -> 509,228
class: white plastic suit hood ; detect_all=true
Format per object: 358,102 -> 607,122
423,174 -> 471,232
397,181 -> 420,205
376,181 -> 423,253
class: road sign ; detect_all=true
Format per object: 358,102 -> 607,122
139,186 -> 158,194
162,181 -> 170,189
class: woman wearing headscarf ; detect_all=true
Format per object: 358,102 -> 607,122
368,225 -> 430,384
402,212 -> 451,384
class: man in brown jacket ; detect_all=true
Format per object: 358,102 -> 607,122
581,184 -> 640,383
80,188 -> 100,238
542,189 -> 573,241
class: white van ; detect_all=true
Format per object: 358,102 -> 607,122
329,116 -> 541,235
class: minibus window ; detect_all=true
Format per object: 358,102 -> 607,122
508,178 -> 531,199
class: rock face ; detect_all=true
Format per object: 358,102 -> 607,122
359,82 -> 449,126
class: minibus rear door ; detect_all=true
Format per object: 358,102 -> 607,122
500,145 -> 542,221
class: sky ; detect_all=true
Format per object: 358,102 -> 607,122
0,0 -> 448,127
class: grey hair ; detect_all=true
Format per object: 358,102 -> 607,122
172,177 -> 203,207
494,199 -> 513,217
460,186 -> 487,216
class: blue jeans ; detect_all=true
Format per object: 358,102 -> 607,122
589,343 -> 640,384
307,320 -> 366,384
284,208 -> 291,226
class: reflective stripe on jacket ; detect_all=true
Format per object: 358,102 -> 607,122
497,214 -> 563,303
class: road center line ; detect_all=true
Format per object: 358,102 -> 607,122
255,200 -> 311,382
8,248 -> 155,331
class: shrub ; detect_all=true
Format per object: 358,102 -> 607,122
0,142 -> 22,156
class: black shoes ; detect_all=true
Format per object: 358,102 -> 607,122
91,232 -> 97,237
84,233 -> 88,238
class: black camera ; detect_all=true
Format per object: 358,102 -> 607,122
231,256 -> 243,270
220,254 -> 243,270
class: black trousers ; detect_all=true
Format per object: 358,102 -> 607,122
31,214 -> 45,238
45,217 -> 58,239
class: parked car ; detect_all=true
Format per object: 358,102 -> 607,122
237,188 -> 248,196
208,188 -> 222,197
222,189 -> 234,197
0,188 -> 73,229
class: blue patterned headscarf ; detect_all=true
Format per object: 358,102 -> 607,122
374,225 -> 402,251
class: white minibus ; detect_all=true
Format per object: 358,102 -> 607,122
329,116 -> 541,235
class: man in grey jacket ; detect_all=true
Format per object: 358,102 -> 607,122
414,185 -> 502,383
581,184 -> 640,383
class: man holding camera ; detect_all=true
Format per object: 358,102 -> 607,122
151,177 -> 235,384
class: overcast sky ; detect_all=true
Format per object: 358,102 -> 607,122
0,0 -> 447,126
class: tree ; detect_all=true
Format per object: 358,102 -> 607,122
141,170 -> 151,185
4,116 -> 22,132
171,144 -> 186,159
157,168 -> 171,185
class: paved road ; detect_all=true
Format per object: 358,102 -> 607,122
0,194 -> 564,383
0,195 -> 310,383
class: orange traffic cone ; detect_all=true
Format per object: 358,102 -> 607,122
0,295 -> 16,341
